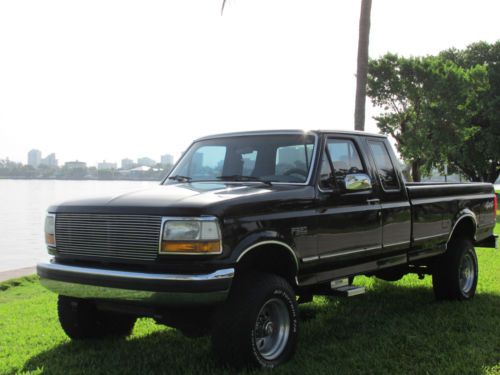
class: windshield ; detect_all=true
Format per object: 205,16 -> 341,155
165,134 -> 316,184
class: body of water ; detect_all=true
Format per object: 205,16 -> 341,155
0,179 -> 158,272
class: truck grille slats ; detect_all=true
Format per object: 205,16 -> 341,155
56,214 -> 162,261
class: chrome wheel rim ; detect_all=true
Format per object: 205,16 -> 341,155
254,298 -> 290,361
459,252 -> 475,294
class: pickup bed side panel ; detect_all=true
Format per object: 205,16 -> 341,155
407,183 -> 496,261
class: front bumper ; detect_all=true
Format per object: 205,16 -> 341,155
37,259 -> 234,307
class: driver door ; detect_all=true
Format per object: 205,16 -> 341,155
315,136 -> 382,268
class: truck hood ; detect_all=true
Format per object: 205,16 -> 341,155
50,182 -> 315,217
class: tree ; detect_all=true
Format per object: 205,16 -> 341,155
367,53 -> 488,181
439,41 -> 500,182
354,0 -> 372,131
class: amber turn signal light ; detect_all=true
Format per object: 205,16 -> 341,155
45,233 -> 56,246
160,240 -> 221,254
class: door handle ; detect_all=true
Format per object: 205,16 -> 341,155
366,198 -> 380,205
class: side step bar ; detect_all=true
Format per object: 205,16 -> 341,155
329,278 -> 366,297
330,285 -> 366,297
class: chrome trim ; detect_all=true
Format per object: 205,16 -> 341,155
55,213 -> 162,261
164,132 -> 319,187
301,255 -> 319,263
383,240 -> 411,248
413,233 -> 449,242
345,173 -> 372,191
447,213 -> 478,243
38,260 -> 234,282
236,240 -> 299,273
320,246 -> 380,259
159,216 -> 223,255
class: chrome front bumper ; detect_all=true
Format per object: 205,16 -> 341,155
37,259 -> 234,307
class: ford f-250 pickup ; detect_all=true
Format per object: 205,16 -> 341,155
38,130 -> 498,368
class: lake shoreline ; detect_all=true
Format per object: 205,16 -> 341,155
0,266 -> 36,282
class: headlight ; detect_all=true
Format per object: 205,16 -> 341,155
45,213 -> 56,247
160,217 -> 222,254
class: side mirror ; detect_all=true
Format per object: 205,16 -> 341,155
344,173 -> 372,191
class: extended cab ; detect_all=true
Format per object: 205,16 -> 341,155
38,130 -> 498,368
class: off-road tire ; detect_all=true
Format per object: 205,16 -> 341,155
58,296 -> 136,339
432,237 -> 478,301
211,272 -> 299,368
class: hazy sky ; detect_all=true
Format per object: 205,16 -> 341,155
1,0 -> 499,166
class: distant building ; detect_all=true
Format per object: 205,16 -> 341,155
64,161 -> 87,169
137,157 -> 156,167
97,161 -> 117,170
40,153 -> 58,167
27,149 -> 42,167
121,158 -> 134,170
161,153 -> 174,166
192,152 -> 204,173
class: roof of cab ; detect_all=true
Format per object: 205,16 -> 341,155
194,129 -> 387,142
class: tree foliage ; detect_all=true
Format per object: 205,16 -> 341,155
368,42 -> 499,182
439,41 -> 500,182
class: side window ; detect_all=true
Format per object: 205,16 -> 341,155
320,139 -> 365,189
327,138 -> 364,177
368,141 -> 399,190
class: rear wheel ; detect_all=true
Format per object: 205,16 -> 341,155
432,237 -> 478,301
58,296 -> 136,339
211,272 -> 299,368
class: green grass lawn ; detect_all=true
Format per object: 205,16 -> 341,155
1,226 -> 499,375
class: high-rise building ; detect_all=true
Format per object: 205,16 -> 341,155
40,153 -> 58,167
137,157 -> 156,167
161,153 -> 174,166
121,158 -> 134,170
97,161 -> 117,170
27,149 -> 42,167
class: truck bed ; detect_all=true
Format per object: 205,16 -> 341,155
406,182 -> 496,259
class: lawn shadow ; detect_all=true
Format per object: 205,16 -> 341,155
22,282 -> 500,375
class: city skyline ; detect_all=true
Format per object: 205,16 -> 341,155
16,149 -> 176,169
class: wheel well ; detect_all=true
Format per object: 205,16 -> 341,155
235,244 -> 298,287
449,216 -> 476,244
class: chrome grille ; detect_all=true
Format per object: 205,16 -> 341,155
55,214 -> 162,261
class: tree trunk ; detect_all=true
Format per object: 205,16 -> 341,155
354,0 -> 372,131
411,160 -> 421,182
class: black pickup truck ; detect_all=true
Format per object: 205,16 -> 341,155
38,130 -> 498,368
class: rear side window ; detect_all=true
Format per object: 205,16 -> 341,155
368,141 -> 399,191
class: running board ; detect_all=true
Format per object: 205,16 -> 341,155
327,278 -> 366,297
330,285 -> 366,297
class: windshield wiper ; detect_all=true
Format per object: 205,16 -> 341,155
217,175 -> 272,186
167,175 -> 192,182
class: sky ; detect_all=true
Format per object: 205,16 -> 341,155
0,0 -> 499,167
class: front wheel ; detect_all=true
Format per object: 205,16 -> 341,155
432,237 -> 478,301
211,272 -> 299,368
